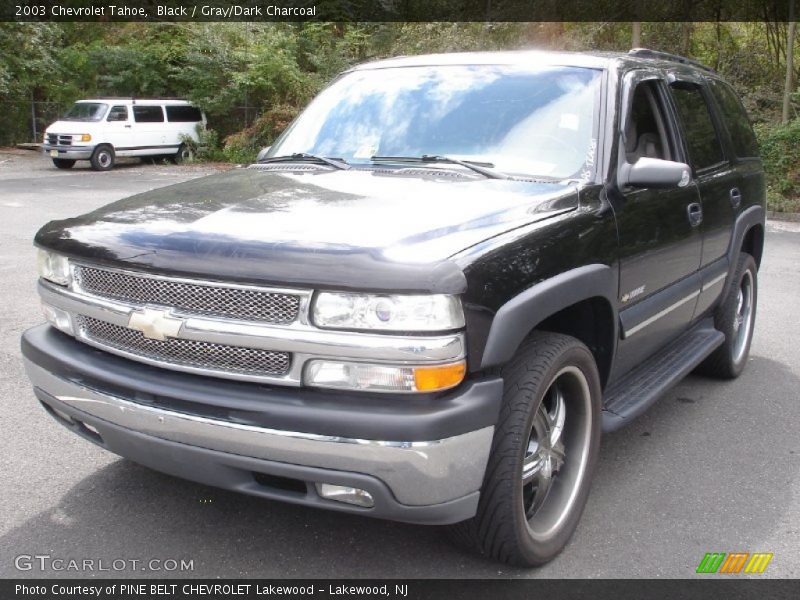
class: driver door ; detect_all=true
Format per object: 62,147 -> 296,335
611,71 -> 704,377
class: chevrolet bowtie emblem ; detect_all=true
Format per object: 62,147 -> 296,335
127,307 -> 183,341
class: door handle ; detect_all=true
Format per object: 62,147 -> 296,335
687,202 -> 703,227
729,187 -> 742,209
124,124 -> 132,128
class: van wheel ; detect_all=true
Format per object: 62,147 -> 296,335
90,145 -> 115,171
52,158 -> 75,169
696,252 -> 758,379
173,144 -> 194,165
447,332 -> 601,566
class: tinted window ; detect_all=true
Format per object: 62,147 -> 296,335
166,105 -> 203,122
708,80 -> 759,158
669,83 -> 725,170
107,105 -> 128,122
133,105 -> 164,123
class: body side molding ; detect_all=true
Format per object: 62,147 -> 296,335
480,264 -> 618,369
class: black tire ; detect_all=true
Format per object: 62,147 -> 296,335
90,145 -> 115,171
696,252 -> 758,379
447,332 -> 602,566
51,158 -> 75,169
172,143 -> 193,165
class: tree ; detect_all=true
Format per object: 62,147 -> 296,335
783,0 -> 797,123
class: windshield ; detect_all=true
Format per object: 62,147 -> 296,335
269,64 -> 602,180
62,102 -> 108,122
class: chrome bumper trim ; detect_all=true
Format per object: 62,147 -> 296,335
39,280 -> 466,386
43,145 -> 93,159
24,358 -> 493,506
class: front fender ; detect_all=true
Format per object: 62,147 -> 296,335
479,264 -> 618,369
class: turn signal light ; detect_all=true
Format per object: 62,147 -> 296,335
414,362 -> 467,392
80,134 -> 92,142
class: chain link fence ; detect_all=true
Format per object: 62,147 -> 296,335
0,101 -> 66,146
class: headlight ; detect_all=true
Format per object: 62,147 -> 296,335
37,249 -> 71,286
312,293 -> 464,332
305,359 -> 466,393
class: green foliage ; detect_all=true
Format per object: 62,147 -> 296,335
1,20 -> 797,205
755,119 -> 800,212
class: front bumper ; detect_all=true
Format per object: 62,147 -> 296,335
43,144 -> 93,160
21,325 -> 502,524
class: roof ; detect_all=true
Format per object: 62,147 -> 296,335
350,49 -> 713,74
76,98 -> 193,105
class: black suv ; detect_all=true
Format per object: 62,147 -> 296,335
22,49 -> 764,566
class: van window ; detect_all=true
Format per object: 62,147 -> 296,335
166,105 -> 203,122
107,106 -> 128,122
133,106 -> 164,123
708,80 -> 759,158
669,83 -> 725,170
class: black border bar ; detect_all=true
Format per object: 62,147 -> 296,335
3,0 -> 797,22
4,579 -> 800,600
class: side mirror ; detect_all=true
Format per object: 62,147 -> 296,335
619,157 -> 692,189
256,146 -> 271,161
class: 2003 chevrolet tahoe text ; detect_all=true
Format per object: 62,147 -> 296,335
22,49 -> 765,566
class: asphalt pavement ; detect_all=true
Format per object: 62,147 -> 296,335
1,149 -> 798,578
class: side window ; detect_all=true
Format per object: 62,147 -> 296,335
166,105 -> 203,122
669,83 -> 725,170
107,105 -> 128,122
708,80 -> 759,158
132,106 -> 164,123
623,80 -> 675,163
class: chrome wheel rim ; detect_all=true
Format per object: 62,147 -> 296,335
732,269 -> 754,365
522,366 -> 592,542
98,151 -> 111,167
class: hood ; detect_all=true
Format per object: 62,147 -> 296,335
35,166 -> 578,293
45,120 -> 102,135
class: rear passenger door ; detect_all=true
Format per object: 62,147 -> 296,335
667,75 -> 740,315
132,105 -> 167,152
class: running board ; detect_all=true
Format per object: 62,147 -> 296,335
602,322 -> 724,432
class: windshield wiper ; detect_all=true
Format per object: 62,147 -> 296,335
257,153 -> 350,170
371,155 -> 508,180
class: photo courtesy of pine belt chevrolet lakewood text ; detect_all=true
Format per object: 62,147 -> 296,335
22,49 -> 765,567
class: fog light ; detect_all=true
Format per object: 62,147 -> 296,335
315,483 -> 374,508
41,302 -> 73,335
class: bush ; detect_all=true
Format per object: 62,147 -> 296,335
180,126 -> 225,162
756,119 -> 800,213
220,104 -> 301,164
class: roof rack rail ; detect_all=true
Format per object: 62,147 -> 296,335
628,48 -> 715,73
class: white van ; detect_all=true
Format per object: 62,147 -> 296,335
43,99 -> 206,170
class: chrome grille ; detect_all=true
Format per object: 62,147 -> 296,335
47,134 -> 72,146
73,266 -> 300,324
77,316 -> 291,377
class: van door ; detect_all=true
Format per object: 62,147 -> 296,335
103,105 -> 133,152
131,105 -> 167,154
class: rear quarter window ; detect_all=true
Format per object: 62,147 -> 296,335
708,80 -> 760,158
166,105 -> 203,122
133,106 -> 164,123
